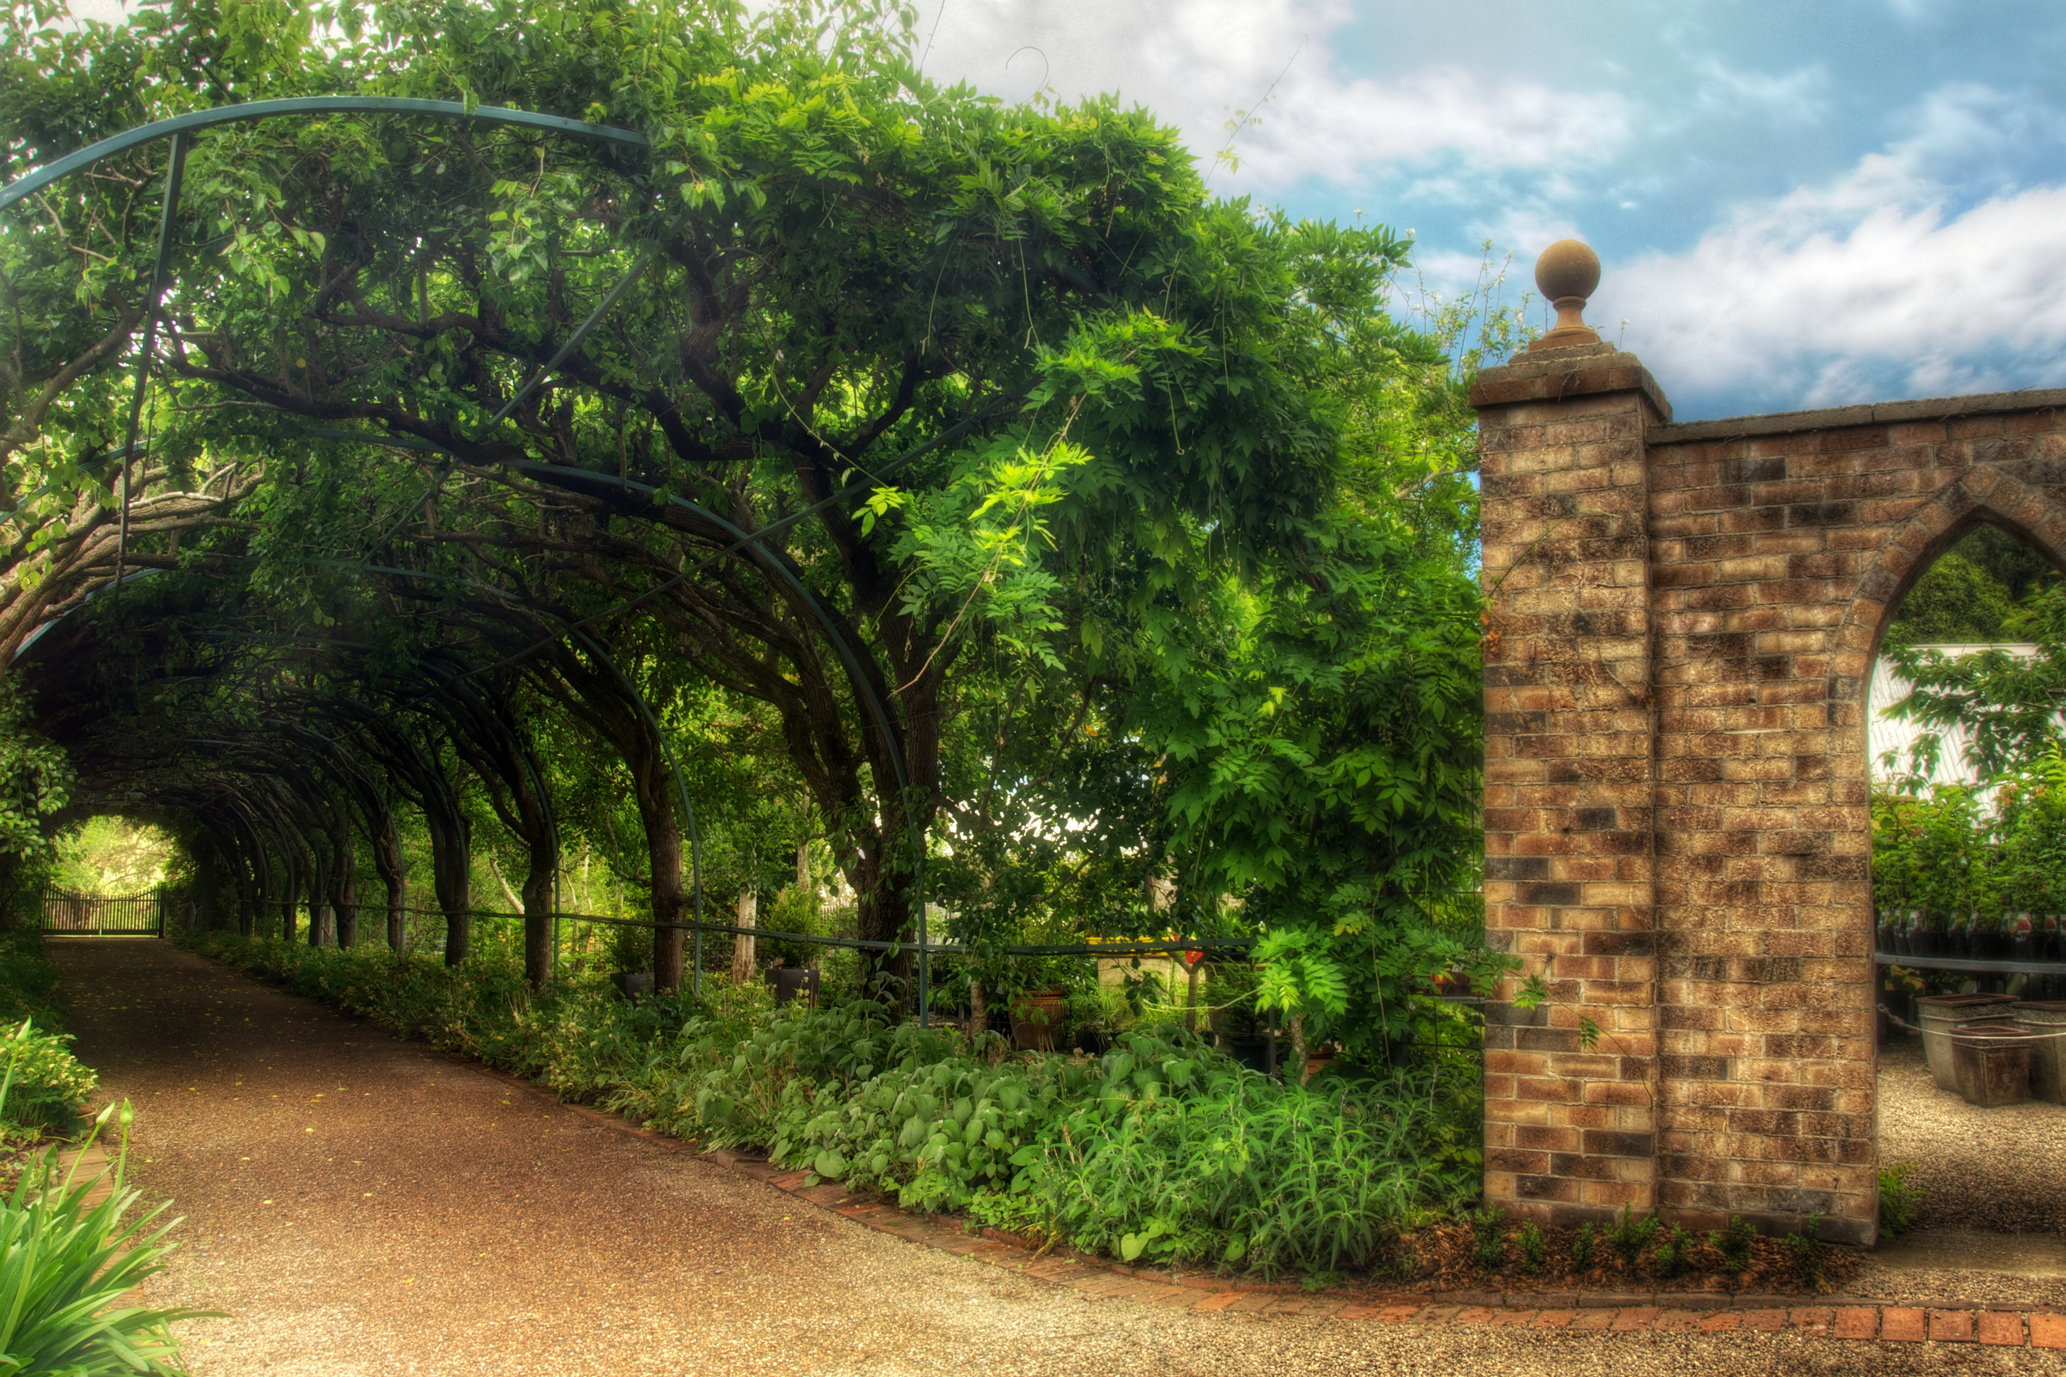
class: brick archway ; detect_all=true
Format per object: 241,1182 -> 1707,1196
1473,339 -> 2066,1246
1845,468 -> 2066,673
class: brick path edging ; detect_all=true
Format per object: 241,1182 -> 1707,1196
457,1052 -> 2064,1349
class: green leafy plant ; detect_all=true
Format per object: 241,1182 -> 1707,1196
1784,1212 -> 1825,1290
1470,1205 -> 1506,1272
1713,1215 -> 1755,1279
0,1077 -> 212,1373
1607,1204 -> 1660,1271
1571,1221 -> 1596,1271
1879,1163 -> 1925,1236
181,931 -> 1482,1278
0,1017 -> 97,1133
1516,1221 -> 1546,1276
1653,1223 -> 1693,1279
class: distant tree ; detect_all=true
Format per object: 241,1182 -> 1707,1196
1888,552 -> 2016,645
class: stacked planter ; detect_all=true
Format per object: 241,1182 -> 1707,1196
1917,993 -> 2018,1090
1948,1023 -> 2036,1107
2014,1000 -> 2066,1104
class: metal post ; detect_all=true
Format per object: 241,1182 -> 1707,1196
917,899 -> 929,1028
115,131 -> 189,597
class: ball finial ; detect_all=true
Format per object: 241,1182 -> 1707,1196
1528,239 -> 1603,351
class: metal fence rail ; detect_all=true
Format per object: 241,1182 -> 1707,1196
40,889 -> 166,935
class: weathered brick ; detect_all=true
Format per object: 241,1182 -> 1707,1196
1481,354 -> 2066,1237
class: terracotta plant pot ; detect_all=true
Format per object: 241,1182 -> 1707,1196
1951,1023 -> 2035,1108
1009,991 -> 1066,1051
1300,1051 -> 1335,1084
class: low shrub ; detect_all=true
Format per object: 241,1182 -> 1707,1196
177,931 -> 1482,1277
1470,1206 -> 1505,1271
1784,1212 -> 1825,1291
1713,1214 -> 1755,1278
1653,1223 -> 1693,1279
978,1054 -> 1468,1275
0,933 -> 95,1133
1516,1221 -> 1546,1275
1607,1204 -> 1660,1271
1878,1163 -> 1924,1236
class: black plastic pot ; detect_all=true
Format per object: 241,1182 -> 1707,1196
610,970 -> 654,1000
766,966 -> 820,1005
1069,1030 -> 1109,1056
1226,1035 -> 1276,1075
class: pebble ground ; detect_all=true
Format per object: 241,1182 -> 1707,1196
1878,1034 -> 2066,1234
43,938 -> 2066,1375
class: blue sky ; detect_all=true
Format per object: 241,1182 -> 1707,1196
56,0 -> 2066,422
905,0 -> 2066,422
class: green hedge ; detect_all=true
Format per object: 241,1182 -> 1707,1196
179,931 -> 1482,1277
0,932 -> 96,1133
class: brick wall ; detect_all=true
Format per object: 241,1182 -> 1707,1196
1473,342 -> 2066,1246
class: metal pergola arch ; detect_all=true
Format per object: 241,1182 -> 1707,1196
0,92 -> 984,1016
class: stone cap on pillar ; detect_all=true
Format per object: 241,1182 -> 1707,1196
1469,240 -> 1672,420
1469,342 -> 1672,421
1530,239 -> 1603,350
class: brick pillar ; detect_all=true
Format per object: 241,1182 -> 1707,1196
1473,340 -> 1672,1224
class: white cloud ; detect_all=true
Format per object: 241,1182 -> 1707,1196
907,0 -> 1629,192
1691,59 -> 1829,124
1594,89 -> 2066,414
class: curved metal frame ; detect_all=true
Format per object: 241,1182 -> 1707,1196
1,94 -> 949,1016
0,97 -> 648,213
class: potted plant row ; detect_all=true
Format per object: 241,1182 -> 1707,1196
1875,909 -> 2066,962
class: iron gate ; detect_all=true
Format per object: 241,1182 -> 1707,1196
39,890 -> 165,936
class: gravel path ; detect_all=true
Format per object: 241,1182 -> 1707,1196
41,938 -> 2055,1375
1877,1035 -> 2066,1234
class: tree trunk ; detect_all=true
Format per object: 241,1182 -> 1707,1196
522,834 -> 554,986
369,804 -> 405,955
731,890 -> 757,986
389,866 -> 406,955
308,847 -> 331,946
279,848 -> 301,942
966,979 -> 986,1041
332,842 -> 357,948
431,813 -> 470,964
638,758 -> 686,990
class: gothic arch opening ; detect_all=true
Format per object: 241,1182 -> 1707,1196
1867,514 -> 2066,1246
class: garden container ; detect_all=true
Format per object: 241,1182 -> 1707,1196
1009,991 -> 1065,1051
2014,1001 -> 2066,1104
609,971 -> 653,1000
1950,1023 -> 2035,1108
1918,993 -> 2018,1090
766,966 -> 819,1006
1224,1035 -> 1276,1075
